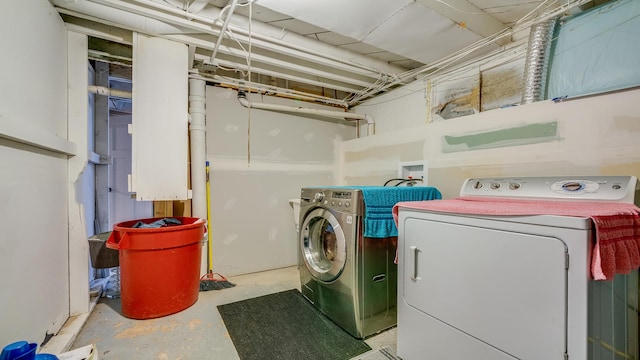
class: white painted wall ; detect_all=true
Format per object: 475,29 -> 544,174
67,31 -> 92,318
340,125 -> 427,186
424,90 -> 640,198
337,78 -> 430,186
342,84 -> 640,199
354,79 -> 429,134
206,86 -> 355,275
0,0 -> 72,346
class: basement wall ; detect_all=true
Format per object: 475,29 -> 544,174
345,83 -> 640,199
0,1 -> 72,347
206,86 -> 355,276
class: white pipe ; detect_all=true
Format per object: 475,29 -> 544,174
53,0 -> 190,36
198,46 -> 375,90
237,92 -> 375,136
210,0 -> 238,63
87,85 -> 132,98
203,55 -> 368,94
189,78 -> 207,220
65,0 -> 407,76
153,0 -> 406,75
190,71 -> 349,107
53,0 -> 393,92
189,78 -> 207,276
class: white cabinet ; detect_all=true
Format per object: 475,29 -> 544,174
130,33 -> 189,201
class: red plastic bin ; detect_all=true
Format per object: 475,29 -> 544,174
106,217 -> 205,319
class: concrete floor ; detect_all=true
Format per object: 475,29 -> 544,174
72,266 -> 397,359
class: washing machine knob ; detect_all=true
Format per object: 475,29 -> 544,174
314,192 -> 325,203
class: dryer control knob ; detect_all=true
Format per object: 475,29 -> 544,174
314,192 -> 325,202
508,183 -> 521,190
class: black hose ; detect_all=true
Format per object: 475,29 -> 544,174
384,178 -> 423,186
384,178 -> 407,186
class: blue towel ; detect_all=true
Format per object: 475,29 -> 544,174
132,217 -> 181,228
330,186 -> 442,238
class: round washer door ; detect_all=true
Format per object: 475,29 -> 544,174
300,207 -> 347,283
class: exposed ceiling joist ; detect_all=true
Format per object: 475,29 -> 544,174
415,0 -> 510,45
51,0 -> 600,107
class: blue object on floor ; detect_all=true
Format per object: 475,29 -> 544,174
0,341 -> 32,360
35,355 -> 59,359
0,341 -> 59,360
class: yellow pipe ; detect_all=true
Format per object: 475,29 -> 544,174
206,161 -> 213,272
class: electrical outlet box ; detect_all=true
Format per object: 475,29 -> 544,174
398,161 -> 427,185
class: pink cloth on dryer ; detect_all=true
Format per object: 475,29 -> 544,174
393,197 -> 640,280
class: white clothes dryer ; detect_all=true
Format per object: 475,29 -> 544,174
395,176 -> 639,360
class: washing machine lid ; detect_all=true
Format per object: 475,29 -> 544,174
300,207 -> 348,282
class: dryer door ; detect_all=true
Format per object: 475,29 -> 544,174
401,216 -> 568,359
300,207 -> 347,283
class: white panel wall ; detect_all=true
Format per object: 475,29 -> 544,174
67,31 -> 91,317
206,87 -> 355,275
423,89 -> 640,198
131,34 -> 189,200
0,1 -> 70,346
352,78 -> 429,134
341,86 -> 640,200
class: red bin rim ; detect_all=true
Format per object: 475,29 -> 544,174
113,216 -> 205,232
106,217 -> 206,251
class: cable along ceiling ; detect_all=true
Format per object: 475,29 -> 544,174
53,0 -> 598,107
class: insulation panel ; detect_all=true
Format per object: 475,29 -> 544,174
131,34 -> 189,200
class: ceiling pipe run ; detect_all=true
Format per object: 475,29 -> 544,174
56,0 -> 406,76
87,85 -> 132,98
196,72 -> 348,107
236,90 -> 374,137
52,0 -> 403,101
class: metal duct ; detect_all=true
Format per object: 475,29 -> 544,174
521,18 -> 558,104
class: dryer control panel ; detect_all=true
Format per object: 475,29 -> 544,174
460,176 -> 638,203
